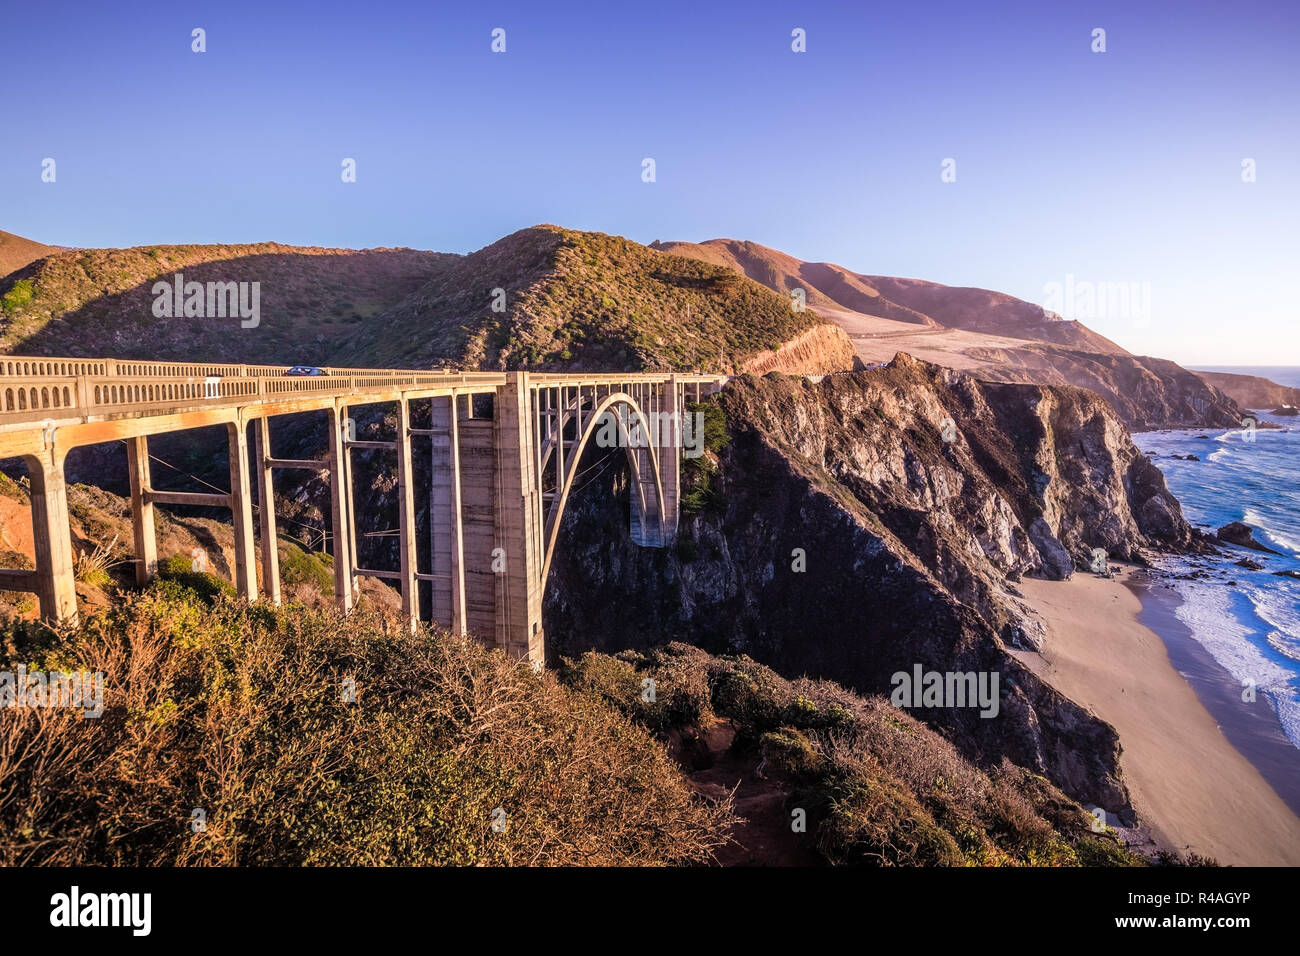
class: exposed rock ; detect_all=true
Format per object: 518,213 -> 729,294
1029,518 -> 1074,580
1216,521 -> 1281,555
1194,369 -> 1300,411
1234,557 -> 1265,570
1272,405 -> 1298,417
546,355 -> 1191,822
737,322 -> 859,376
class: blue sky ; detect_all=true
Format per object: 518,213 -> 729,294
2,0 -> 1296,365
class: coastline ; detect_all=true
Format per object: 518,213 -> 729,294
1014,565 -> 1300,866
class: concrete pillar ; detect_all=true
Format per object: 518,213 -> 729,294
628,391 -> 665,548
431,392 -> 467,635
459,417 -> 498,640
395,396 -> 419,630
494,373 -> 545,664
24,450 -> 77,625
327,404 -> 353,612
661,376 -> 681,540
254,416 -> 280,605
226,419 -> 258,600
125,434 -> 157,586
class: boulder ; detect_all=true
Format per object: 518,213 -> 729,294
1216,521 -> 1281,555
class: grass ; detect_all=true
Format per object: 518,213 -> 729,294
560,642 -> 1151,868
73,533 -> 123,588
344,226 -> 838,372
0,586 -> 733,866
680,400 -> 731,518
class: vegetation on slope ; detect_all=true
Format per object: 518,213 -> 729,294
560,643 -> 1147,867
0,586 -> 732,866
0,243 -> 447,364
341,225 -> 842,372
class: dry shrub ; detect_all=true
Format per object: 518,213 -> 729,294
0,584 -> 733,866
558,642 -> 1140,867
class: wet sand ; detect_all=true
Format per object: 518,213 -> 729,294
1015,566 -> 1300,866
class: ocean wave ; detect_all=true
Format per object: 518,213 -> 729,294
1170,576 -> 1294,692
1272,694 -> 1300,754
1242,508 -> 1300,558
1246,582 -> 1300,644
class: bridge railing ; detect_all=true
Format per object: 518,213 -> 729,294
0,355 -> 730,429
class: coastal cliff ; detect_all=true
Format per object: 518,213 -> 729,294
547,354 -> 1196,820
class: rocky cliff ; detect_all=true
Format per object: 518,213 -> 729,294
967,348 -> 1243,431
1192,369 -> 1300,412
545,354 -> 1196,820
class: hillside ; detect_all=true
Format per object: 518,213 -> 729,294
0,242 -> 452,365
658,238 -> 1241,429
342,226 -> 856,373
0,227 -> 856,376
1192,369 -> 1300,411
0,476 -> 1142,866
655,238 -> 1127,353
0,229 -> 61,280
546,355 -> 1201,822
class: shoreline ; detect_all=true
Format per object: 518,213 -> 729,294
1015,565 -> 1300,866
1127,570 -> 1300,821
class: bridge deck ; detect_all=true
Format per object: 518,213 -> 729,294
0,355 -> 726,665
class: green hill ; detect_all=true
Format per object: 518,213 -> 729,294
0,242 -> 449,365
0,226 -> 854,373
342,225 -> 846,372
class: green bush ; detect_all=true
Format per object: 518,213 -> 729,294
280,545 -> 334,595
157,554 -> 236,602
1,280 -> 35,315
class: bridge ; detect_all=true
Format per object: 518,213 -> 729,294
0,357 -> 725,664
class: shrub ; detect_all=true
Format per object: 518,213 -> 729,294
816,771 -> 965,867
157,554 -> 236,602
0,591 -> 732,866
1,279 -> 34,315
280,545 -> 334,595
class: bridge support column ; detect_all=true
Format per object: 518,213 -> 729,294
226,420 -> 258,601
254,416 -> 280,605
125,435 -> 157,586
660,376 -> 682,540
629,396 -> 666,548
395,398 -> 419,631
431,392 -> 467,635
24,451 -> 78,625
327,404 -> 353,612
495,373 -> 545,665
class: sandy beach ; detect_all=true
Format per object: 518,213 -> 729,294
1015,566 -> 1300,866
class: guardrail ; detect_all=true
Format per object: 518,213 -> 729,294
0,355 -> 727,428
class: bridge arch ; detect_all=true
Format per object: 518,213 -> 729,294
539,390 -> 666,586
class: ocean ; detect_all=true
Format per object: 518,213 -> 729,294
1133,374 -> 1300,755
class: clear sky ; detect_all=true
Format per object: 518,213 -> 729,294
2,0 -> 1296,365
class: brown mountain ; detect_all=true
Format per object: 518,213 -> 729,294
1,226 -> 855,376
0,229 -> 62,279
657,238 -> 1240,429
1192,369 -> 1300,411
655,238 -> 1128,353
